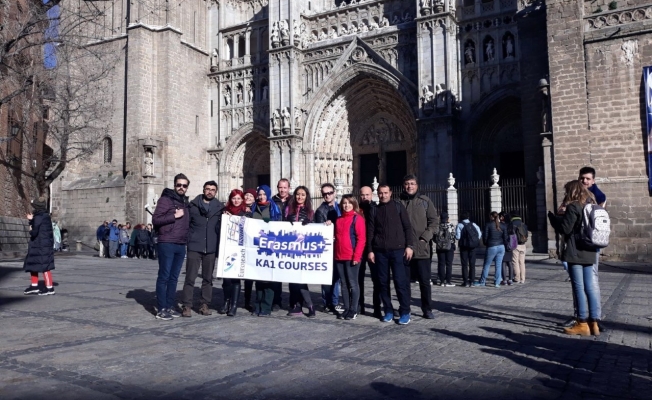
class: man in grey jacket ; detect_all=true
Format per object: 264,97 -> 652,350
181,180 -> 224,317
399,175 -> 437,319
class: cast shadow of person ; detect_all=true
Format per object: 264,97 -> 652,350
432,326 -> 652,398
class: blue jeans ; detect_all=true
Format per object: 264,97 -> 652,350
568,264 -> 601,320
120,243 -> 128,257
321,267 -> 340,306
156,243 -> 186,311
374,249 -> 411,316
479,245 -> 504,285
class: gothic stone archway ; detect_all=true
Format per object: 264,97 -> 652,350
221,124 -> 270,193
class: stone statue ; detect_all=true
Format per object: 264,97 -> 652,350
294,108 -> 303,129
392,14 -> 401,24
360,23 -> 368,33
369,20 -> 379,30
380,16 -> 390,27
224,86 -> 231,105
346,164 -> 353,186
349,24 -> 358,34
421,85 -> 434,108
247,81 -> 254,102
262,83 -> 268,100
329,27 -> 338,38
505,36 -> 514,58
293,19 -> 301,40
281,107 -> 291,129
318,30 -> 327,40
340,27 -> 348,36
271,109 -> 281,130
224,41 -> 231,60
403,12 -> 412,22
279,20 -> 290,44
211,48 -> 219,66
236,85 -> 243,103
485,39 -> 495,61
435,84 -> 447,109
144,150 -> 154,176
271,22 -> 280,47
465,42 -> 475,64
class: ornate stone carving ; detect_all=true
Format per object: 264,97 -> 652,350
281,107 -> 291,132
271,21 -> 280,48
223,85 -> 231,105
421,84 -> 435,112
279,20 -> 290,46
464,40 -> 475,65
491,168 -> 500,187
143,148 -> 154,177
621,40 -> 638,67
271,109 -> 281,132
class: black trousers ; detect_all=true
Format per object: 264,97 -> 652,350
272,281 -> 283,307
436,244 -> 455,283
181,251 -> 216,307
244,280 -> 254,308
289,283 -> 312,308
137,244 -> 148,258
459,247 -> 477,284
102,239 -> 110,258
406,257 -> 433,313
254,281 -> 274,313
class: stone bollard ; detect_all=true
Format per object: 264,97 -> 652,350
76,240 -> 82,252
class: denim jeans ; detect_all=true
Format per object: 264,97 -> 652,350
156,243 -> 186,311
568,264 -> 601,320
321,266 -> 340,306
120,243 -> 128,257
374,249 -> 410,316
479,245 -> 505,285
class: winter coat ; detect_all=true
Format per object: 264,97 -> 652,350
108,225 -> 120,241
399,192 -> 438,259
548,202 -> 598,265
119,228 -> 130,244
252,204 -> 271,221
272,194 -> 289,216
187,195 -> 224,254
334,210 -> 366,262
136,229 -> 150,246
96,225 -> 106,241
366,200 -> 415,253
152,188 -> 190,245
314,201 -> 340,224
285,205 -> 313,224
23,210 -> 55,273
483,221 -> 508,248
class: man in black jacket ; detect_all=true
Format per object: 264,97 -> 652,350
181,180 -> 224,317
314,182 -> 342,313
358,186 -> 383,318
367,184 -> 415,325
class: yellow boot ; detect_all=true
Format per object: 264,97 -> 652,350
588,320 -> 600,336
563,320 -> 590,336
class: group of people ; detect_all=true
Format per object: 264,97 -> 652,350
96,220 -> 158,260
20,166 -> 606,337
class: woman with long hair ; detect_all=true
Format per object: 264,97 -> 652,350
242,188 -> 257,311
548,180 -> 601,336
499,211 -> 514,285
333,195 -> 366,320
220,189 -> 250,316
250,185 -> 282,316
284,186 -> 317,318
474,211 -> 507,287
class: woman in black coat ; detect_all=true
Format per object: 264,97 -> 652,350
23,197 -> 56,296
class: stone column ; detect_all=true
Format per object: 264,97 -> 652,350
447,173 -> 458,225
535,166 -> 546,251
542,134 -> 556,256
244,29 -> 251,64
489,168 -> 501,213
234,34 -> 240,60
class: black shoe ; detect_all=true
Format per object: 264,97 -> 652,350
218,300 -> 230,315
561,317 -> 577,328
287,305 -> 303,316
167,308 -> 181,318
258,311 -> 271,317
324,304 -> 335,314
38,287 -> 55,296
24,285 -> 40,295
345,311 -> 357,320
423,311 -> 435,319
359,306 -> 366,316
307,306 -> 316,318
372,310 -> 383,319
338,310 -> 347,320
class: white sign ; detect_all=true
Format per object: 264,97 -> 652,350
215,216 -> 334,285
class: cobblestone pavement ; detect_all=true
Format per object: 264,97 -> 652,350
1,254 -> 651,400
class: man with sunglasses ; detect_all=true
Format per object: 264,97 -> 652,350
152,173 -> 191,321
314,183 -> 342,314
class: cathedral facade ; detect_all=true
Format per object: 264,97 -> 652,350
48,0 -> 652,261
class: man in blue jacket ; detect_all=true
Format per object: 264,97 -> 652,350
107,219 -> 120,258
96,221 -> 108,258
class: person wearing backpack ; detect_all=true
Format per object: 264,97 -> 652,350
548,180 -> 602,336
510,211 -> 528,284
435,212 -> 456,287
499,212 -> 515,285
455,211 -> 482,287
474,212 -> 508,288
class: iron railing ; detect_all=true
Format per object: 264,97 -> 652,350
457,180 -> 490,230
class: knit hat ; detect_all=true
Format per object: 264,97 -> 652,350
244,188 -> 257,198
31,196 -> 47,211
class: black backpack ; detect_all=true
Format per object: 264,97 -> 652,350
459,222 -> 480,249
434,224 -> 453,251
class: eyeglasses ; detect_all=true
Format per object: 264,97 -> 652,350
322,191 -> 334,197
175,183 -> 189,188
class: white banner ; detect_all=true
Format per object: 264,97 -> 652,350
215,216 -> 334,285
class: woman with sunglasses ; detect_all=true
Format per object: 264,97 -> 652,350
220,189 -> 251,316
284,186 -> 317,318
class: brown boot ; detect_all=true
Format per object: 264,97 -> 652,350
182,306 -> 192,318
588,320 -> 600,336
198,303 -> 212,316
563,320 -> 590,336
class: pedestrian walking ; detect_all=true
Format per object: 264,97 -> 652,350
510,211 -> 528,283
435,212 -> 456,287
456,211 -> 481,287
499,212 -> 515,285
52,222 -> 62,252
119,224 -> 130,258
23,197 -> 56,296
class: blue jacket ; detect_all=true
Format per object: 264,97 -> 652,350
96,225 -> 106,241
108,225 -> 120,241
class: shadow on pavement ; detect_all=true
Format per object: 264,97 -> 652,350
0,265 -> 26,309
432,326 -> 651,399
125,288 -> 158,316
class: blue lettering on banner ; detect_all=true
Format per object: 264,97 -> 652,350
253,229 -> 329,258
255,259 -> 275,268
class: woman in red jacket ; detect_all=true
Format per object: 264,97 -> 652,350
333,194 -> 366,320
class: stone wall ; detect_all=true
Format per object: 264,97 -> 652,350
546,0 -> 652,261
0,216 -> 30,255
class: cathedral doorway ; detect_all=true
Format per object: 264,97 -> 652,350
222,126 -> 270,192
309,73 -> 416,192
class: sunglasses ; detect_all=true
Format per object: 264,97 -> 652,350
175,183 -> 189,188
322,191 -> 334,197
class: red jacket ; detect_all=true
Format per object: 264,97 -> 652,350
334,210 -> 366,262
